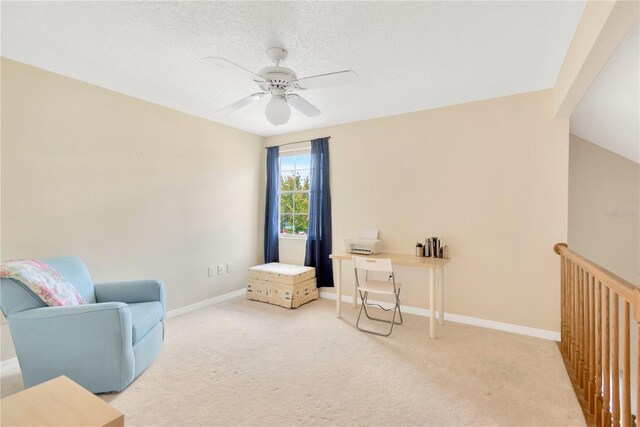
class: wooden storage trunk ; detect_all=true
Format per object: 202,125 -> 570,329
246,263 -> 318,309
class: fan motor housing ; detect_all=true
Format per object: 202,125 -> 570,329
259,66 -> 297,91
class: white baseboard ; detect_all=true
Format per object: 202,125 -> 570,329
166,288 -> 246,319
319,291 -> 560,342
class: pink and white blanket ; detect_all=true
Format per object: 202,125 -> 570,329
0,259 -> 86,307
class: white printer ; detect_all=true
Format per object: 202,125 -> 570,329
345,229 -> 382,255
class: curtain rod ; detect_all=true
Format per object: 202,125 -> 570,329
265,136 -> 331,149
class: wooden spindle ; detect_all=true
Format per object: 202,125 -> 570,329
569,262 -> 577,367
579,268 -> 586,389
565,257 -> 569,355
568,259 -> 573,354
570,261 -> 576,363
622,302 -> 631,427
577,267 -> 582,384
585,271 -> 591,400
613,293 -> 620,427
588,274 -> 596,414
604,286 -> 612,427
636,319 -> 640,427
576,266 -> 584,372
567,259 -> 572,355
568,258 -> 573,355
560,255 -> 567,351
596,280 -> 603,426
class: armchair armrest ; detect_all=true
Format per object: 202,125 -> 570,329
8,303 -> 135,392
10,302 -> 128,321
94,279 -> 165,311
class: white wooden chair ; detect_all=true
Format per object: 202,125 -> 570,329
353,256 -> 403,337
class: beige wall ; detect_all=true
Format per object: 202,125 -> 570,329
267,90 -> 569,333
568,134 -> 640,285
0,59 -> 264,361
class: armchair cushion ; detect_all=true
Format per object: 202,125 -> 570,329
128,301 -> 164,344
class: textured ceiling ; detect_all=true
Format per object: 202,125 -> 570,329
571,20 -> 639,164
1,1 -> 585,137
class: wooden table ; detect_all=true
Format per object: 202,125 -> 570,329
329,252 -> 450,339
0,376 -> 124,427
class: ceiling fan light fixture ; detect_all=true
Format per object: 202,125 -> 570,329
206,46 -> 359,126
265,94 -> 291,126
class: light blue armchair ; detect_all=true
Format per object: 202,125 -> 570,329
0,257 -> 165,393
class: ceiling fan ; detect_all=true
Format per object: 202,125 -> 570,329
206,47 -> 359,126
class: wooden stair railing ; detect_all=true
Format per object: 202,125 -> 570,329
554,243 -> 639,427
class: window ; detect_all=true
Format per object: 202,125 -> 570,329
279,151 -> 310,237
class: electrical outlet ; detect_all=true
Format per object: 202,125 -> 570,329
208,266 -> 216,277
217,264 -> 225,275
226,263 -> 233,273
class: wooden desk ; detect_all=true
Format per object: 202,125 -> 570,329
0,376 -> 124,427
329,252 -> 450,339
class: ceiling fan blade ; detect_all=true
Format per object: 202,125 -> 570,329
295,70 -> 359,90
215,93 -> 265,116
287,94 -> 321,117
204,57 -> 266,83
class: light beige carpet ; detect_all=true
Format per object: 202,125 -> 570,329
1,297 -> 584,426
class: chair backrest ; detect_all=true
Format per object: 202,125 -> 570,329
352,256 -> 393,274
0,256 -> 96,317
